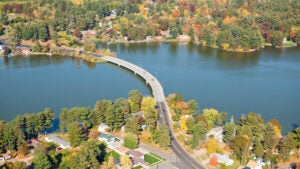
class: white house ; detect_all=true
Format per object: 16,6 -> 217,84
45,135 -> 71,149
206,127 -> 224,142
210,153 -> 233,166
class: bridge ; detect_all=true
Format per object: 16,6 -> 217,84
98,55 -> 206,169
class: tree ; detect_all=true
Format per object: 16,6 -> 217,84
101,155 -> 116,169
141,97 -> 156,114
186,117 -> 195,134
69,141 -> 101,169
13,161 -> 28,169
223,123 -> 236,143
206,138 -> 222,155
114,98 -> 130,118
231,135 -> 251,165
120,154 -> 132,169
203,108 -> 219,129
263,123 -> 277,151
92,100 -> 112,125
156,123 -> 170,149
253,141 -> 264,158
291,125 -> 300,158
104,102 -> 115,129
33,143 -> 51,169
128,90 -> 142,113
84,41 -> 96,52
67,123 -> 86,147
191,121 -> 207,149
279,135 -> 295,161
123,132 -> 138,149
125,116 -> 140,134
187,99 -> 199,114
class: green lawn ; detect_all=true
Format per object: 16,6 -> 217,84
133,165 -> 143,169
104,150 -> 120,161
144,153 -> 165,166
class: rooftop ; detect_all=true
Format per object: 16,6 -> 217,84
45,135 -> 71,149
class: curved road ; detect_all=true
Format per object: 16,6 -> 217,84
98,55 -> 206,169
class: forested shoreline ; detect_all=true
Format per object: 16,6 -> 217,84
0,0 -> 299,52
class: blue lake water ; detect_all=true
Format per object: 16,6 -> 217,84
0,43 -> 299,133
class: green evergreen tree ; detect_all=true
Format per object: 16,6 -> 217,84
67,123 -> 86,147
128,90 -> 142,113
69,141 -> 101,169
223,123 -> 236,143
156,123 -> 170,149
263,123 -> 277,151
125,116 -> 140,134
33,143 -> 51,169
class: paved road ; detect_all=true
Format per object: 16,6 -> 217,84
99,55 -> 206,169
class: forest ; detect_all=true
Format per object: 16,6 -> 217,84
0,90 -> 300,168
0,0 -> 299,52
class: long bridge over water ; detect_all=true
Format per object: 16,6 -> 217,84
97,55 -> 206,169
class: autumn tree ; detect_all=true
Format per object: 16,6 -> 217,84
203,108 -> 219,129
120,154 -> 132,169
206,138 -> 222,155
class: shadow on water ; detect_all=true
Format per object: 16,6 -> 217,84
2,55 -> 99,70
168,42 -> 179,55
215,49 -> 260,68
103,62 -> 153,94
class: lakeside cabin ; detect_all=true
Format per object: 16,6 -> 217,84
45,135 -> 71,149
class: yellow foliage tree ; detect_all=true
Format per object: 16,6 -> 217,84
120,154 -> 132,169
203,108 -> 219,129
180,116 -> 187,132
141,96 -> 156,113
206,138 -> 222,155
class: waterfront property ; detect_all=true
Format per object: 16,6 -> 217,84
45,135 -> 71,149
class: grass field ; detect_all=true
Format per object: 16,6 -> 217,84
104,150 -> 120,161
144,153 -> 165,166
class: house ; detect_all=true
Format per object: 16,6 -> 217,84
126,150 -> 148,168
126,150 -> 144,159
98,123 -> 109,133
210,153 -> 233,166
206,127 -> 224,142
131,157 -> 148,168
245,160 -> 262,169
178,35 -> 190,42
131,111 -> 145,123
45,135 -> 71,149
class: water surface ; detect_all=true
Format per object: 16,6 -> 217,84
0,44 -> 299,133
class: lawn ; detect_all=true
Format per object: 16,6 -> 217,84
133,165 -> 143,169
144,153 -> 165,166
104,150 -> 120,161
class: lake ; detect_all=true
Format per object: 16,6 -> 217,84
0,43 -> 299,133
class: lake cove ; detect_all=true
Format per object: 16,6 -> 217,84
1,43 -> 299,133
